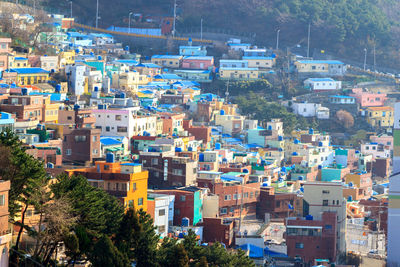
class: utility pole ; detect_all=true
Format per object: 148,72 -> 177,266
364,48 -> 367,71
200,18 -> 203,40
33,0 -> 36,17
128,12 -> 133,33
172,0 -> 177,37
70,1 -> 73,18
238,182 -> 244,238
373,44 -> 376,71
307,22 -> 311,58
95,0 -> 99,28
276,29 -> 280,51
225,80 -> 229,104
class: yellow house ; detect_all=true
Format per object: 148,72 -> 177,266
112,71 -> 141,92
11,68 -> 49,86
67,161 -> 149,212
59,50 -> 75,68
366,106 -> 394,128
219,67 -> 259,80
42,96 -> 60,123
151,55 -> 183,68
243,56 -> 275,68
294,60 -> 346,76
9,56 -> 29,68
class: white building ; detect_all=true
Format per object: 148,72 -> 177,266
316,106 -> 330,119
93,108 -> 157,148
388,102 -> 400,266
40,56 -> 59,72
303,182 -> 347,254
360,143 -> 391,159
65,64 -> 86,96
291,102 -> 321,117
214,114 -> 245,135
148,193 -> 175,238
304,78 -> 342,91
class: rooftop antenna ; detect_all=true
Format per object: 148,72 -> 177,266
225,80 -> 229,103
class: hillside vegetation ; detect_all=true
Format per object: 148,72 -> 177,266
43,0 -> 400,69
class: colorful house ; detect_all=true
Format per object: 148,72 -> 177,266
9,56 -> 29,68
10,68 -> 49,86
181,56 -> 214,70
294,60 -> 346,76
243,56 -> 275,68
58,50 -> 75,68
151,55 -> 183,68
179,46 -> 207,56
366,106 -> 394,128
219,67 -> 259,80
66,157 -> 149,211
350,88 -> 387,107
173,69 -> 212,83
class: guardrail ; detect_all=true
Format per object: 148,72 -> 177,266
72,22 -> 214,44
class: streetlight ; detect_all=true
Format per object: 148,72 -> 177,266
95,0 -> 99,28
363,48 -> 367,71
128,12 -> 133,33
172,0 -> 177,37
70,1 -> 73,18
276,29 -> 280,51
200,18 -> 203,40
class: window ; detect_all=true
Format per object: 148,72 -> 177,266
220,208 -> 227,214
224,195 -> 231,201
132,183 -> 136,191
244,192 -> 249,198
233,194 -> 238,200
115,115 -> 121,121
230,207 -> 235,213
128,200 -> 134,208
295,243 -> 304,249
92,149 -> 98,155
66,149 -> 72,155
67,116 -> 72,120
138,198 -> 143,205
26,209 -> 33,217
92,136 -> 97,142
158,225 -> 166,233
250,192 -> 254,198
117,126 -> 127,133
159,209 -> 166,216
104,165 -> 110,170
106,126 -> 110,132
180,195 -> 186,202
323,200 -> 329,206
276,200 -> 281,207
322,190 -> 330,194
0,195 -> 4,206
175,208 -> 180,215
172,169 -> 183,176
122,183 -> 127,191
325,224 -> 332,229
151,158 -> 158,165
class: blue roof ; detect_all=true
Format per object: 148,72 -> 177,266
10,68 -> 49,74
239,244 -> 263,258
152,55 -> 182,59
307,78 -> 335,82
228,43 -> 251,46
136,63 -> 161,68
243,56 -> 274,60
154,74 -> 182,80
121,163 -> 141,166
67,32 -> 89,38
139,90 -> 154,94
224,137 -> 242,144
183,56 -> 213,60
100,137 -> 123,146
298,60 -> 344,64
115,59 -> 138,65
14,57 -> 28,60
180,46 -> 202,49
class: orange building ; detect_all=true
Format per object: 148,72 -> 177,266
66,156 -> 149,211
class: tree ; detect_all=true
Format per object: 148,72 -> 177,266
115,208 -> 159,267
336,109 -> 354,129
0,129 -> 49,250
182,229 -> 203,263
195,256 -> 209,267
51,174 -> 124,260
89,235 -> 129,267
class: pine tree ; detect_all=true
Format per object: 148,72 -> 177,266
89,235 -> 129,267
115,208 -> 159,267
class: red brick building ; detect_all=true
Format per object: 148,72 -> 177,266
197,171 -> 260,218
62,128 -> 101,165
285,212 -> 337,264
183,120 -> 212,146
257,187 -> 302,219
372,157 -> 391,178
198,217 -> 235,247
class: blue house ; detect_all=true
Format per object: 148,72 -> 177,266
179,46 -> 207,56
0,112 -> 15,132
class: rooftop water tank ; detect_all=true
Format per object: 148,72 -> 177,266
278,136 -> 283,141
215,143 -> 221,150
199,153 -> 204,162
294,139 -> 300,144
106,153 -> 115,163
305,215 -> 313,220
175,147 -> 182,152
181,217 -> 190,227
55,84 -> 61,93
220,110 -> 225,115
309,128 -> 314,135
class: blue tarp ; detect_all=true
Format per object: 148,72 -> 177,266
264,247 -> 288,258
239,244 -> 263,258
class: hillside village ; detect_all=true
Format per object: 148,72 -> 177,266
0,4 -> 399,267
